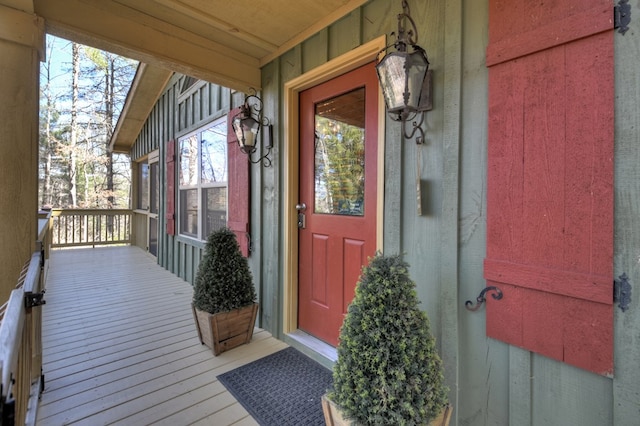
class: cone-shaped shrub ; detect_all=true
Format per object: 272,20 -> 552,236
331,253 -> 448,425
193,227 -> 256,314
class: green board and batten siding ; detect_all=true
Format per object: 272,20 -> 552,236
129,0 -> 640,424
130,77 -> 241,286
613,14 -> 640,426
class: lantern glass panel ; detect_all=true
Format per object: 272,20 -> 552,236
376,49 -> 429,115
406,50 -> 429,110
234,116 -> 260,148
376,52 -> 407,113
233,117 -> 244,146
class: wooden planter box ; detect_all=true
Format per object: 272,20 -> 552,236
192,302 -> 259,356
322,394 -> 452,426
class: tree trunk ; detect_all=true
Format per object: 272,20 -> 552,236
69,42 -> 80,208
106,59 -> 115,208
41,43 -> 54,208
42,98 -> 53,208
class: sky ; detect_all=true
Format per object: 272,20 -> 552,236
43,35 -> 73,93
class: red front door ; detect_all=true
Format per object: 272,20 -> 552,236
298,63 -> 378,346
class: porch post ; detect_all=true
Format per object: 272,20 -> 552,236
0,3 -> 44,302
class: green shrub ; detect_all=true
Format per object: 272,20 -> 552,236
331,253 -> 448,425
193,227 -> 256,314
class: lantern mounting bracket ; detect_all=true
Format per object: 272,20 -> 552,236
395,69 -> 433,144
232,91 -> 273,167
376,0 -> 432,145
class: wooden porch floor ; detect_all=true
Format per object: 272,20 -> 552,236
37,246 -> 288,426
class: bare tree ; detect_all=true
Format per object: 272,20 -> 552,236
82,47 -> 136,209
38,37 -> 137,210
69,42 -> 80,208
39,39 -> 68,208
39,42 -> 55,207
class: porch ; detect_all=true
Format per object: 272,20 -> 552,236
36,245 -> 287,425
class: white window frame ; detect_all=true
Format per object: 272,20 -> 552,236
177,117 -> 228,241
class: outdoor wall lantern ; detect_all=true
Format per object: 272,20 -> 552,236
376,0 -> 432,144
232,91 -> 273,167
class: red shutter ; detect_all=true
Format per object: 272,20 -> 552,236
227,108 -> 251,257
484,1 -> 614,376
165,139 -> 176,236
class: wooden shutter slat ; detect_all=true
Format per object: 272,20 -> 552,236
486,5 -> 612,66
485,282 -> 613,374
227,220 -> 249,232
484,259 -> 611,304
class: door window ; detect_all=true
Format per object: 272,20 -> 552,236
314,88 -> 366,216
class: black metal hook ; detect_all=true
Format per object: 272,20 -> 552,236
465,286 -> 503,312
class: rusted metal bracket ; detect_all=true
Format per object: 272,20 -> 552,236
465,286 -> 503,312
614,0 -> 631,35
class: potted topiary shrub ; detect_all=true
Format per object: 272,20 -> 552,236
322,253 -> 451,426
192,227 -> 258,356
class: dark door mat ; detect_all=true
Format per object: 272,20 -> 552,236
217,347 -> 333,426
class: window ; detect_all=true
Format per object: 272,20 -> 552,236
138,162 -> 149,210
150,160 -> 159,215
178,117 -> 228,240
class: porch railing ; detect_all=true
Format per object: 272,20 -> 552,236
0,214 -> 49,425
51,209 -> 132,248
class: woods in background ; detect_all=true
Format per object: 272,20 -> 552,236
39,36 -> 137,209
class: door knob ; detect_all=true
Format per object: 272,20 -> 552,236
295,203 -> 307,211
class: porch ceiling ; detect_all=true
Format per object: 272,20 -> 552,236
32,0 -> 370,93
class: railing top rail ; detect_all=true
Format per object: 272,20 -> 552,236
0,251 -> 42,407
52,208 -> 133,215
23,252 -> 43,294
37,210 -> 52,243
0,288 -> 25,391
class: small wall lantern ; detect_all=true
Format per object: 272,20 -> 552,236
232,92 -> 273,167
376,0 -> 432,144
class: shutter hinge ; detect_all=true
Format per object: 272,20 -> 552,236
614,0 -> 631,35
614,273 -> 632,312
